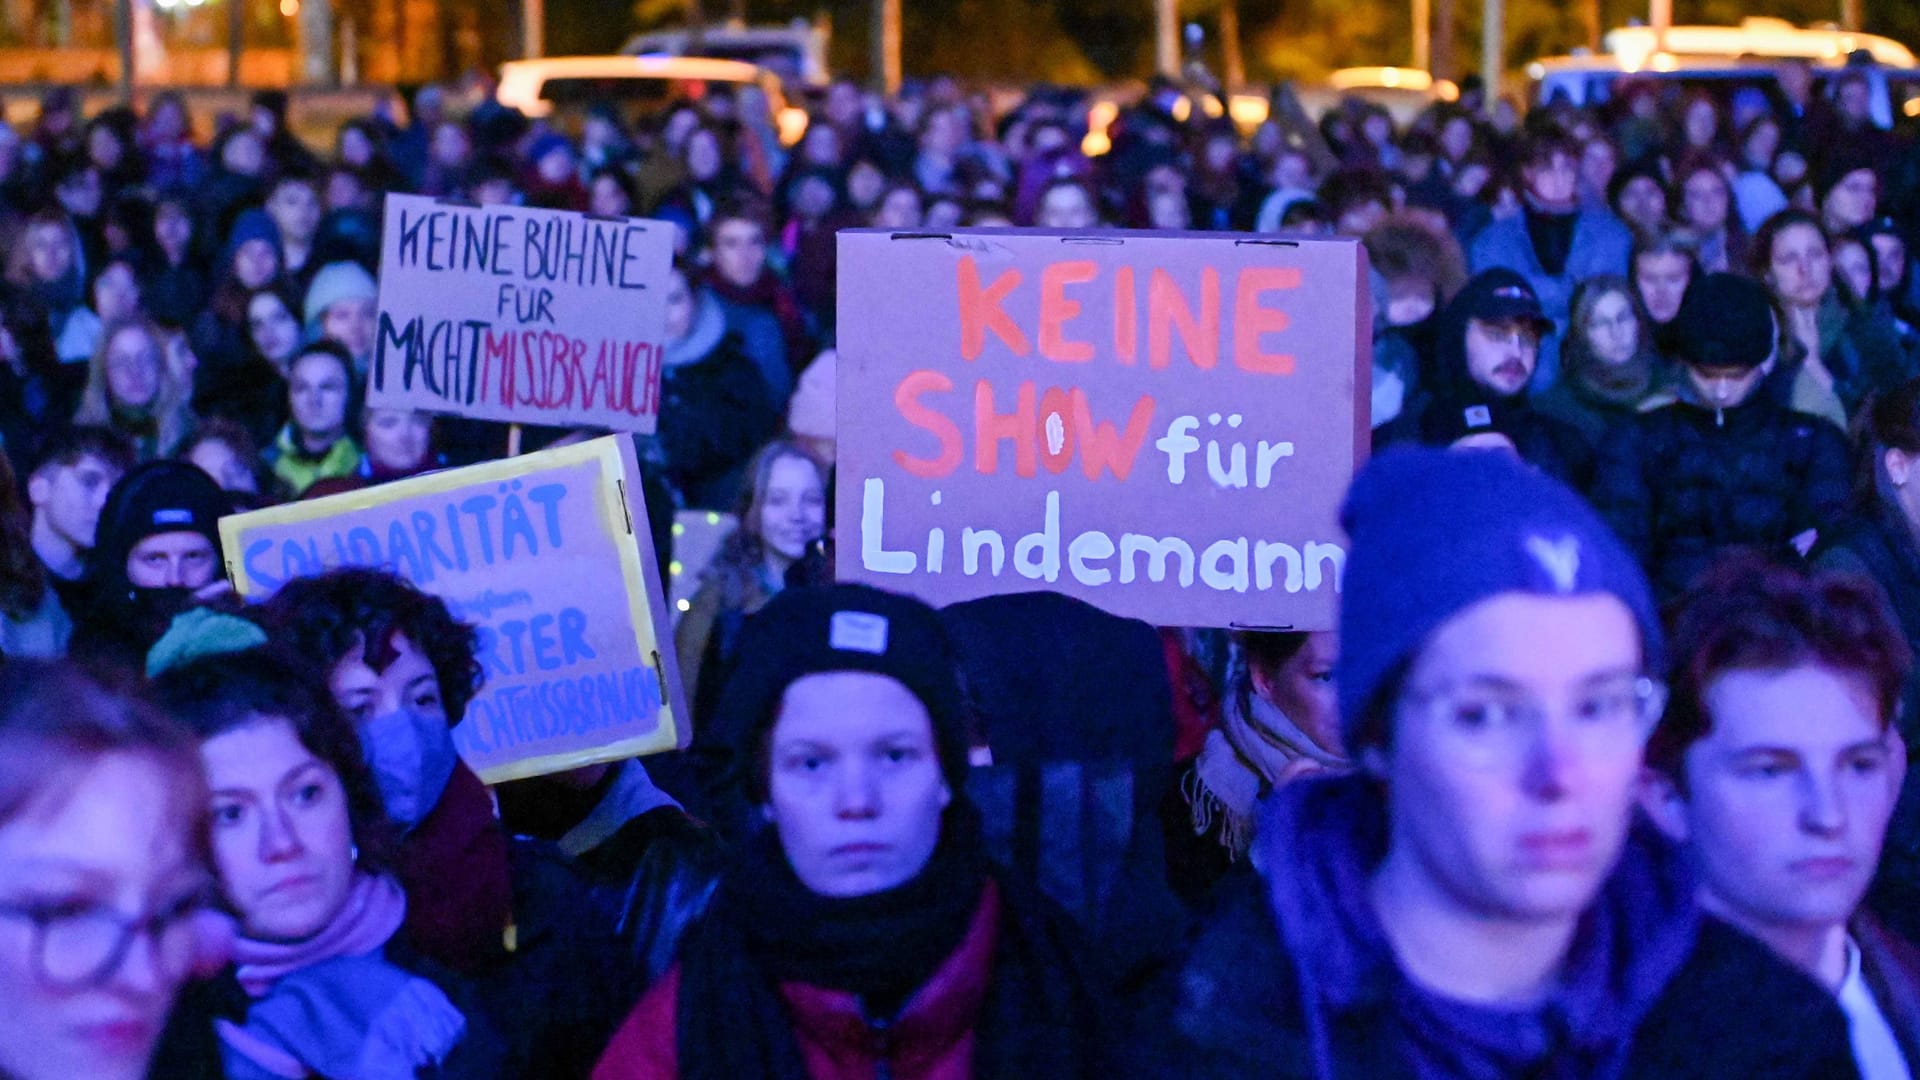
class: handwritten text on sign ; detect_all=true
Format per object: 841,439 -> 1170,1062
836,230 -> 1370,629
219,436 -> 688,782
368,194 -> 674,433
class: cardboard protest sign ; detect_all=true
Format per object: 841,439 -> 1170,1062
219,436 -> 688,783
836,228 -> 1369,630
368,193 -> 674,433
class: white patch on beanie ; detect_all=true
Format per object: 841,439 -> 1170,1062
1525,534 -> 1582,593
829,611 -> 889,655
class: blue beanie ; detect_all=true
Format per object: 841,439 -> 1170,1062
1335,446 -> 1661,751
224,208 -> 280,266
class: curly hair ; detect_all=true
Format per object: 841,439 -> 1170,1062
150,645 -> 395,873
252,567 -> 484,725
1648,552 -> 1910,781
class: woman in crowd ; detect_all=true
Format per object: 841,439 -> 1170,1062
152,646 -> 504,1080
73,316 -> 195,463
1673,156 -> 1746,274
1172,629 -> 1344,902
180,418 -> 268,502
650,261 -> 782,511
303,261 -> 378,375
190,209 -> 282,374
62,255 -> 145,364
1754,207 -> 1910,423
0,451 -> 69,658
1537,274 -> 1668,456
252,567 -> 631,1077
1630,227 -> 1698,359
263,341 -> 359,497
193,284 -> 299,449
595,584 -> 1107,1080
0,660 -> 214,1080
1731,113 -> 1790,233
676,440 -> 829,726
141,194 -> 207,331
9,208 -> 92,371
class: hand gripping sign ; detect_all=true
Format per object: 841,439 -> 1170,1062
836,228 -> 1370,630
367,193 -> 675,433
219,436 -> 688,783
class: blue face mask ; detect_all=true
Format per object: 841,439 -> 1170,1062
360,707 -> 460,832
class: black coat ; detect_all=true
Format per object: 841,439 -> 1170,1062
656,332 -> 781,511
1130,870 -> 1860,1080
1591,392 -> 1852,599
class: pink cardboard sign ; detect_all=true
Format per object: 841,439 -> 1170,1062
367,193 -> 674,433
218,436 -> 688,783
835,229 -> 1370,630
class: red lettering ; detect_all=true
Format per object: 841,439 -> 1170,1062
1037,261 -> 1097,362
1234,267 -> 1302,375
1114,265 -> 1137,364
974,379 -> 1037,478
957,256 -> 1029,360
1147,267 -> 1220,370
1072,390 -> 1155,481
892,370 -> 963,478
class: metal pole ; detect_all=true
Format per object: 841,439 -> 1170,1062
1649,0 -> 1670,56
115,0 -> 133,101
1412,0 -> 1430,71
1840,0 -> 1862,32
1155,0 -> 1178,78
522,0 -> 542,58
870,0 -> 899,94
1479,0 -> 1501,117
1219,0 -> 1243,89
1432,0 -> 1454,81
227,0 -> 242,87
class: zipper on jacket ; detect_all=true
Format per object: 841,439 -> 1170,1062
868,1012 -> 895,1080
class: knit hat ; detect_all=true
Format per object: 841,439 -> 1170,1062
90,461 -> 230,589
1335,446 -> 1661,751
302,260 -> 378,336
711,584 -> 969,800
223,209 -> 280,266
1671,272 -> 1775,370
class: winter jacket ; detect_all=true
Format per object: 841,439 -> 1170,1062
1133,775 -> 1861,1080
264,425 -> 362,498
1590,387 -> 1852,599
1856,910 -> 1920,1073
1469,207 -> 1633,391
1812,507 -> 1920,737
596,884 -> 1004,1080
653,293 -> 783,510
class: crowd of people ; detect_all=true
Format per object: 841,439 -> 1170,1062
7,51 -> 1920,1079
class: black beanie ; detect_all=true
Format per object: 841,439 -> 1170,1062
711,584 -> 969,801
90,462 -> 230,590
1672,272 -> 1776,370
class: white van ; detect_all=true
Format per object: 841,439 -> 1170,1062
495,55 -> 809,143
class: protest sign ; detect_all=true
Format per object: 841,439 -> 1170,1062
219,436 -> 687,783
836,228 -> 1369,630
368,193 -> 674,433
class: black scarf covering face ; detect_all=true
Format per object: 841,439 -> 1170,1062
674,805 -> 1105,1080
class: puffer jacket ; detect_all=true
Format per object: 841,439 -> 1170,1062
1590,385 -> 1851,599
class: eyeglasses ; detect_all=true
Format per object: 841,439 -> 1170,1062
0,889 -> 210,991
1398,675 -> 1667,771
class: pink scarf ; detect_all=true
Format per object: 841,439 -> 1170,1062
232,872 -> 407,997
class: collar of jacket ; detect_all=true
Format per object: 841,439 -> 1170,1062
775,880 -> 1000,1076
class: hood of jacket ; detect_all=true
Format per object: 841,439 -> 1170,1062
1253,773 -> 1700,1080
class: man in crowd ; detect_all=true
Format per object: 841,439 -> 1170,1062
1594,272 -> 1852,599
1379,268 -> 1590,485
1643,555 -> 1920,1075
1470,130 -> 1633,391
24,426 -> 131,617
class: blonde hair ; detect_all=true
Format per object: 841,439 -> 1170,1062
73,317 -> 195,459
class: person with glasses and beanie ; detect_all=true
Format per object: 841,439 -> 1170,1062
1640,553 -> 1920,1079
0,659 -> 217,1080
593,583 -> 1108,1080
1138,445 -> 1857,1079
